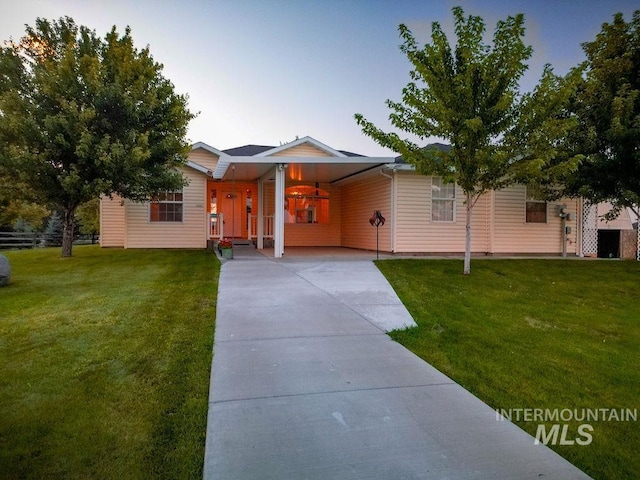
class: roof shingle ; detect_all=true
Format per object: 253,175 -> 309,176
222,145 -> 274,156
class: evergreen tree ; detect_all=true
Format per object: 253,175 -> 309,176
12,218 -> 35,233
44,212 -> 64,247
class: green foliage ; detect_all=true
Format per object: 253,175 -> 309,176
0,199 -> 49,231
564,11 -> 640,217
75,198 -> 100,235
355,7 -> 582,273
0,174 -> 50,230
0,17 -> 195,255
0,247 -> 218,479
378,259 -> 640,480
356,7 -> 579,192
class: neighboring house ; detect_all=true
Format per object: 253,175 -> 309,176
101,136 -> 591,257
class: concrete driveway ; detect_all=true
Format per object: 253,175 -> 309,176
204,247 -> 590,479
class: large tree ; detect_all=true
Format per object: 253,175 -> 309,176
0,17 -> 195,256
564,11 -> 640,220
356,7 -> 581,274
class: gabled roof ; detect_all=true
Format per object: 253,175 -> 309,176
223,144 -> 366,158
190,136 -> 396,182
191,141 -> 227,157
256,136 -> 347,157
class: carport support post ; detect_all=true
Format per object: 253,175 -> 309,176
274,164 -> 286,258
257,179 -> 264,250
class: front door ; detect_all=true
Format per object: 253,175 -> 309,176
221,191 -> 243,238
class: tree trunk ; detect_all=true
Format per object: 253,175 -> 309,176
61,206 -> 76,258
464,191 -> 473,275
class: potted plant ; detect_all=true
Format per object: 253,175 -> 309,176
217,238 -> 233,259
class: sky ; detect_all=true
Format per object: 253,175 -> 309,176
1,0 -> 638,156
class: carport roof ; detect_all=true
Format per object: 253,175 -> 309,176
212,155 -> 396,183
223,144 -> 366,158
197,136 -> 398,183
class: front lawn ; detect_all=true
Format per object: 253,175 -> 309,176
377,259 -> 639,480
0,246 -> 219,479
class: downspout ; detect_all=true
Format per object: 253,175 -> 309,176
380,168 -> 396,253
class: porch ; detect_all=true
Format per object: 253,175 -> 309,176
207,149 -> 395,257
207,212 -> 275,243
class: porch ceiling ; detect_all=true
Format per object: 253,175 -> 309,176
213,156 -> 396,184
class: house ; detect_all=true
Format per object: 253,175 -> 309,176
101,136 -> 600,258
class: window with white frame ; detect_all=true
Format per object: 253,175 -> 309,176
431,177 -> 456,222
150,191 -> 183,222
525,187 -> 547,223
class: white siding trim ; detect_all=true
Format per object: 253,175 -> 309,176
191,142 -> 227,157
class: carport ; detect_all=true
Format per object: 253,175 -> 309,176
211,140 -> 394,258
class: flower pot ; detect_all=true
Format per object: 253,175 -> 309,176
221,247 -> 233,259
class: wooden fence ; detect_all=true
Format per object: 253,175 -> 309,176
0,232 -> 99,250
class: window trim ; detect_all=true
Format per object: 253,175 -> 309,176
431,177 -> 456,223
149,190 -> 184,223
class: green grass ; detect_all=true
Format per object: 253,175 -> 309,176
376,259 -> 639,480
0,246 -> 219,479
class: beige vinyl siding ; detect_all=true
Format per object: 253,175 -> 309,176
341,174 -> 392,251
394,172 -> 489,253
271,143 -> 332,157
124,169 -> 206,248
100,195 -> 125,247
189,148 -> 219,171
263,182 -> 275,216
492,185 -> 578,254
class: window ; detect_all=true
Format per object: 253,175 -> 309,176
284,185 -> 329,224
150,191 -> 183,222
525,187 -> 547,223
431,177 -> 456,222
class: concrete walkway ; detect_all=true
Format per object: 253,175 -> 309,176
204,247 -> 590,479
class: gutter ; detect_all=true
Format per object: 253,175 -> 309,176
186,160 -> 214,177
330,163 -> 385,185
